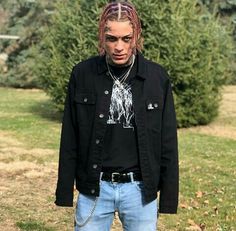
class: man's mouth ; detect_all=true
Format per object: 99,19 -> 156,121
113,54 -> 125,60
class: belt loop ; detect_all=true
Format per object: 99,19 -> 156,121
129,172 -> 134,182
100,172 -> 103,181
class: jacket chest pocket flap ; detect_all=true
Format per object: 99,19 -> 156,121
74,93 -> 96,126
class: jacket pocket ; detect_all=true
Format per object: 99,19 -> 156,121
145,97 -> 163,132
74,93 -> 96,105
74,92 -> 96,126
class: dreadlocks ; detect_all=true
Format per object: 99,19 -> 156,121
98,1 -> 142,56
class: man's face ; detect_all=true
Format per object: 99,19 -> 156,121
104,20 -> 134,66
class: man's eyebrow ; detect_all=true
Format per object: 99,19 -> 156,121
105,34 -> 117,38
105,34 -> 133,38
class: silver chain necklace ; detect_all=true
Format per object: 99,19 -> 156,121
106,55 -> 135,88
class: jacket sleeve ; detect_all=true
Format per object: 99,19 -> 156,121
159,69 -> 179,214
55,67 -> 78,207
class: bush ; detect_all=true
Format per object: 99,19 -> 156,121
36,0 -> 233,127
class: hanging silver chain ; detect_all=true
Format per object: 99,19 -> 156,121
106,55 -> 135,87
74,197 -> 98,227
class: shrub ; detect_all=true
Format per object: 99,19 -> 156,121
36,0 -> 233,127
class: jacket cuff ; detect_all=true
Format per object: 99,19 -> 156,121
159,204 -> 178,214
55,190 -> 74,207
55,197 -> 73,207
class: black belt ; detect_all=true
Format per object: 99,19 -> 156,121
101,172 -> 142,183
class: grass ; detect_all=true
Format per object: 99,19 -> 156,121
160,132 -> 236,230
0,88 -> 61,150
0,86 -> 235,231
16,221 -> 55,231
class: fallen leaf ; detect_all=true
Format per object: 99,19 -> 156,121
204,200 -> 209,205
216,189 -> 224,194
213,206 -> 219,215
188,219 -> 196,226
200,223 -> 206,230
186,219 -> 203,231
180,203 -> 188,209
196,191 -> 203,198
204,211 -> 209,216
186,225 -> 202,231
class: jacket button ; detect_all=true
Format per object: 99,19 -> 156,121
104,90 -> 109,95
99,114 -> 104,118
95,139 -> 100,144
83,98 -> 88,102
93,164 -> 97,169
91,189 -> 95,194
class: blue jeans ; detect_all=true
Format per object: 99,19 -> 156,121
74,180 -> 158,231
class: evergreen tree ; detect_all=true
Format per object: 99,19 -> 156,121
0,0 -> 54,88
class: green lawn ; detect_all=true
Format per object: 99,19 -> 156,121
0,87 -> 235,231
160,131 -> 236,230
0,88 -> 61,150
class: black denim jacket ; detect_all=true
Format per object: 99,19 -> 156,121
55,52 -> 179,214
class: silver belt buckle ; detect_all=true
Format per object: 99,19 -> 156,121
111,172 -> 120,182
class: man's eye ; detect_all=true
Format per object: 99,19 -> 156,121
123,37 -> 132,42
106,37 -> 117,42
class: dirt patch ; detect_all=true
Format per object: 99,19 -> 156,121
0,131 -> 122,231
0,131 -> 22,147
184,124 -> 236,140
219,85 -> 236,117
0,132 -> 57,230
0,131 -> 56,165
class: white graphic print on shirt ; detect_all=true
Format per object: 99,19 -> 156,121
107,81 -> 134,129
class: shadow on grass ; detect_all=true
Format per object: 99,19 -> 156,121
29,99 -> 63,122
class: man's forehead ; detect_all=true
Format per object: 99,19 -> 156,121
105,20 -> 132,28
104,20 -> 133,34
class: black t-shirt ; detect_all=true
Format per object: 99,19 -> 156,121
101,59 -> 140,173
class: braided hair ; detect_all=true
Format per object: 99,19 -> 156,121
98,1 -> 143,55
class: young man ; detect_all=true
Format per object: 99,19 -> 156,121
55,1 -> 179,231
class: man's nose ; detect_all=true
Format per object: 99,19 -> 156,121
115,39 -> 124,52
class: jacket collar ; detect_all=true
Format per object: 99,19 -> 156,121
97,51 -> 147,80
136,51 -> 147,80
